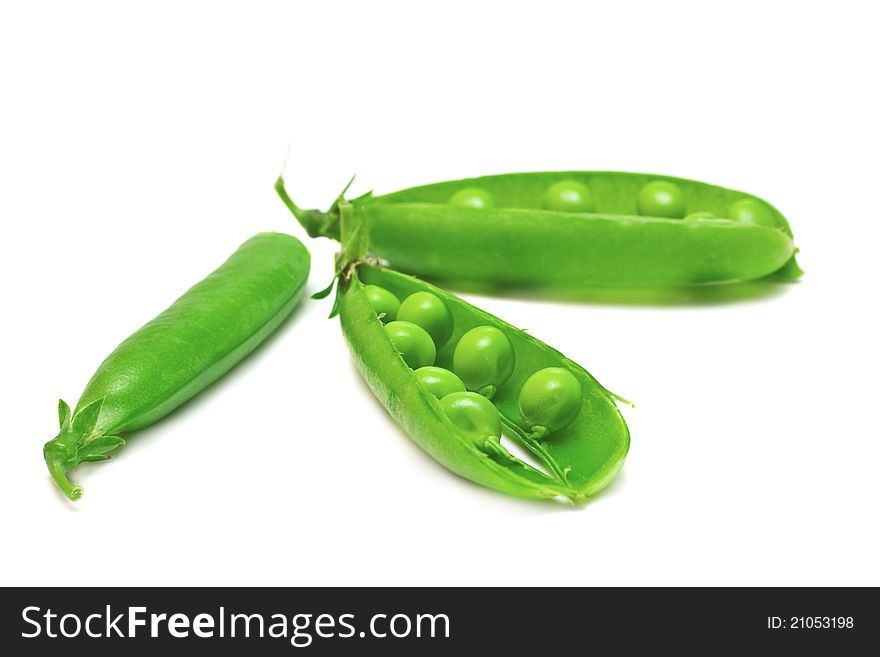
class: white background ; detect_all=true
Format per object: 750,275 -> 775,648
1,1 -> 878,586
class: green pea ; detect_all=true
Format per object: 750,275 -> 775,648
684,211 -> 719,221
636,180 -> 686,219
414,366 -> 466,399
384,320 -> 436,368
439,391 -> 502,448
728,198 -> 777,228
448,187 -> 494,209
363,284 -> 400,323
452,325 -> 515,398
397,291 -> 454,347
518,367 -> 583,435
542,180 -> 596,213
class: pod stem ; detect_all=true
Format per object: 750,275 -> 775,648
274,176 -> 340,239
43,398 -> 125,502
45,455 -> 84,501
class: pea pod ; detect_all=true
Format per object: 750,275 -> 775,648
43,232 -> 311,500
319,201 -> 630,502
277,171 -> 801,287
337,262 -> 629,502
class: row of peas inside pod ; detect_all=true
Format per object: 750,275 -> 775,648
278,170 -> 800,287
449,178 -> 780,226
365,284 -> 590,477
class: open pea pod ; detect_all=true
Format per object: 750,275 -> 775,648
339,263 -> 629,502
278,171 -> 801,287
318,200 -> 629,502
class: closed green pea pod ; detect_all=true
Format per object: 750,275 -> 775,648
278,171 -> 801,287
43,232 -> 311,500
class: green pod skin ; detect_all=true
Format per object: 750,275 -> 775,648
338,263 -> 630,503
277,172 -> 801,287
43,232 -> 311,501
